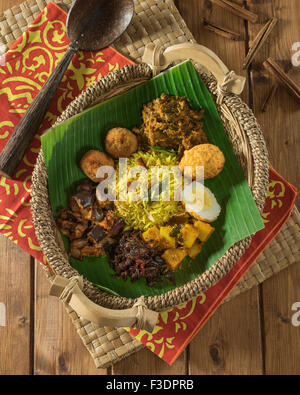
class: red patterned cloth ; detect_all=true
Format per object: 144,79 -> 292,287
0,2 -> 297,365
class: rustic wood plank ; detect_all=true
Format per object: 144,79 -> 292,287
189,288 -> 263,374
262,265 -> 300,375
112,347 -> 187,375
0,235 -> 33,374
246,0 -> 300,374
34,261 -> 107,375
175,0 -> 264,375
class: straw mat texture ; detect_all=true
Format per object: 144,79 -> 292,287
0,0 -> 299,369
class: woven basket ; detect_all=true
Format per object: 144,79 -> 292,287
31,43 -> 269,331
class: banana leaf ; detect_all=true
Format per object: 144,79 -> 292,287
41,60 -> 264,299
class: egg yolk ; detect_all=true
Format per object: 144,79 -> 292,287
203,190 -> 212,210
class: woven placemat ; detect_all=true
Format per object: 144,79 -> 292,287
1,0 -> 299,369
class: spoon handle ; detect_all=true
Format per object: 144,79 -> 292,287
0,45 -> 76,177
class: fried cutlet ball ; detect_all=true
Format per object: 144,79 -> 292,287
80,150 -> 114,183
105,127 -> 138,159
179,144 -> 225,180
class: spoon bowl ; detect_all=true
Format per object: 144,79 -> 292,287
67,0 -> 134,51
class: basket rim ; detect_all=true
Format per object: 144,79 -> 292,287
31,63 -> 269,312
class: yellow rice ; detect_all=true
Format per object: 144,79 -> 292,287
115,151 -> 184,231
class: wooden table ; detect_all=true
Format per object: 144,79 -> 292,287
0,0 -> 299,375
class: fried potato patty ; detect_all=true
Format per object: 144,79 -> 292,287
80,150 -> 114,183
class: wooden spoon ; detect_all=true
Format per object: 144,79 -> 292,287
0,0 -> 134,177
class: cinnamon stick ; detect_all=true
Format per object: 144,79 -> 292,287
210,0 -> 259,23
243,17 -> 278,69
203,18 -> 242,41
263,58 -> 300,100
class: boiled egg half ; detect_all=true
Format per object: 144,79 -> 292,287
182,181 -> 221,222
